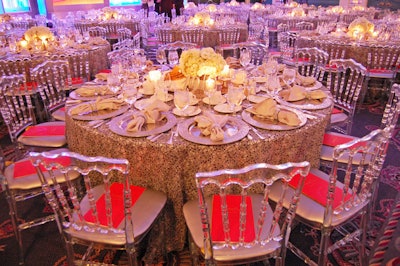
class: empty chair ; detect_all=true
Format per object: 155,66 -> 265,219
183,161 -> 310,265
279,31 -> 297,65
327,58 -> 367,134
155,26 -> 174,44
362,44 -> 400,103
294,47 -> 329,84
87,26 -> 107,39
320,83 -> 400,169
295,21 -> 314,31
117,27 -> 132,42
269,128 -> 389,266
181,28 -> 204,47
316,39 -> 348,63
29,150 -> 167,266
112,38 -> 134,51
233,41 -> 269,66
132,32 -> 141,49
158,41 -> 197,65
247,22 -> 264,42
217,27 -> 240,58
32,60 -> 73,122
0,74 -> 67,150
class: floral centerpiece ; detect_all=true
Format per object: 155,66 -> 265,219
0,14 -> 11,23
347,17 -> 375,40
290,6 -> 306,17
326,6 -> 344,14
188,12 -> 214,27
21,26 -> 55,51
251,3 -> 265,10
101,7 -> 119,20
179,47 -> 226,78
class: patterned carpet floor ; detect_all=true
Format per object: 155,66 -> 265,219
0,84 -> 399,265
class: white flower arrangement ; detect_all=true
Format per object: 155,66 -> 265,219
24,26 -> 54,42
179,47 -> 226,78
347,17 -> 375,40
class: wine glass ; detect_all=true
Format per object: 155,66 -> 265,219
156,48 -> 167,65
107,74 -> 121,94
168,49 -> 179,67
174,89 -> 190,116
282,67 -> 296,87
239,48 -> 252,69
226,85 -> 244,116
204,78 -> 216,109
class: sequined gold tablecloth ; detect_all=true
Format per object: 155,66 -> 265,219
65,99 -> 331,261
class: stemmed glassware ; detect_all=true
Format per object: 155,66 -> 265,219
174,88 -> 190,116
168,49 -> 179,67
204,77 -> 216,109
239,47 -> 252,69
156,48 -> 167,65
282,67 -> 296,87
226,85 -> 244,116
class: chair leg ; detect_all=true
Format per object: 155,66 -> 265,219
187,233 -> 200,266
64,236 -> 75,266
318,226 -> 332,266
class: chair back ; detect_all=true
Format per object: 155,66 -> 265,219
381,83 -> 400,136
295,21 -> 314,31
182,28 -> 204,47
279,31 -> 297,63
327,129 -> 388,222
50,50 -> 90,83
155,27 -> 174,44
0,74 -> 35,143
117,27 -> 132,42
32,60 -> 72,117
29,151 -> 138,264
218,27 -> 240,46
248,23 -> 264,42
316,40 -> 348,62
194,161 -> 310,264
88,26 -> 107,39
365,44 -> 400,78
234,42 -> 268,66
113,39 -> 134,51
294,47 -> 329,83
327,58 -> 367,116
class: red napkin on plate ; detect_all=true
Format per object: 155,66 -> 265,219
98,69 -> 111,74
71,77 -> 84,85
288,172 -> 352,209
22,125 -> 65,137
211,195 -> 255,242
84,183 -> 145,228
13,157 -> 71,179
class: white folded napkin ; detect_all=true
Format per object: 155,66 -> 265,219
126,99 -> 171,132
70,97 -> 125,115
296,74 -> 316,86
246,98 -> 301,126
74,85 -> 113,97
194,111 -> 228,142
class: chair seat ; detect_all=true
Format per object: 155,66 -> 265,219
330,112 -> 348,124
367,69 -> 396,79
183,194 -> 281,262
4,148 -> 78,190
269,168 -> 366,227
52,107 -> 66,121
68,185 -> 167,246
17,121 -> 67,147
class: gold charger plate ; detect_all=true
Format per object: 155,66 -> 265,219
108,111 -> 177,137
178,117 -> 249,145
242,106 -> 307,131
276,90 -> 333,110
69,103 -> 129,121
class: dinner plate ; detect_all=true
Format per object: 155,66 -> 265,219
214,103 -> 242,114
247,94 -> 271,104
276,92 -> 333,110
172,106 -> 202,117
69,89 -> 115,101
300,80 -> 323,91
69,103 -> 129,121
178,117 -> 249,145
202,96 -> 227,105
242,106 -> 307,131
108,111 -> 177,137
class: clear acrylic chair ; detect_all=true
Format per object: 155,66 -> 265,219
294,47 -> 329,84
269,128 -> 389,266
295,21 -> 314,31
233,41 -> 269,66
155,26 -> 174,44
29,150 -> 167,266
88,26 -> 107,39
1,147 -> 79,265
181,28 -> 205,47
183,161 -> 311,266
279,31 -> 297,65
320,83 -> 400,170
217,27 -> 240,58
32,60 -> 73,122
117,27 -> 132,42
0,74 -> 67,151
327,58 -> 367,135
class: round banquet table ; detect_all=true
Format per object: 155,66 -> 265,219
296,32 -> 399,66
65,88 -> 331,261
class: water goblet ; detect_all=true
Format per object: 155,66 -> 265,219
239,48 -> 252,69
107,74 -> 121,94
226,85 -> 244,116
168,50 -> 179,67
174,89 -> 190,116
282,67 -> 296,87
156,48 -> 167,65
